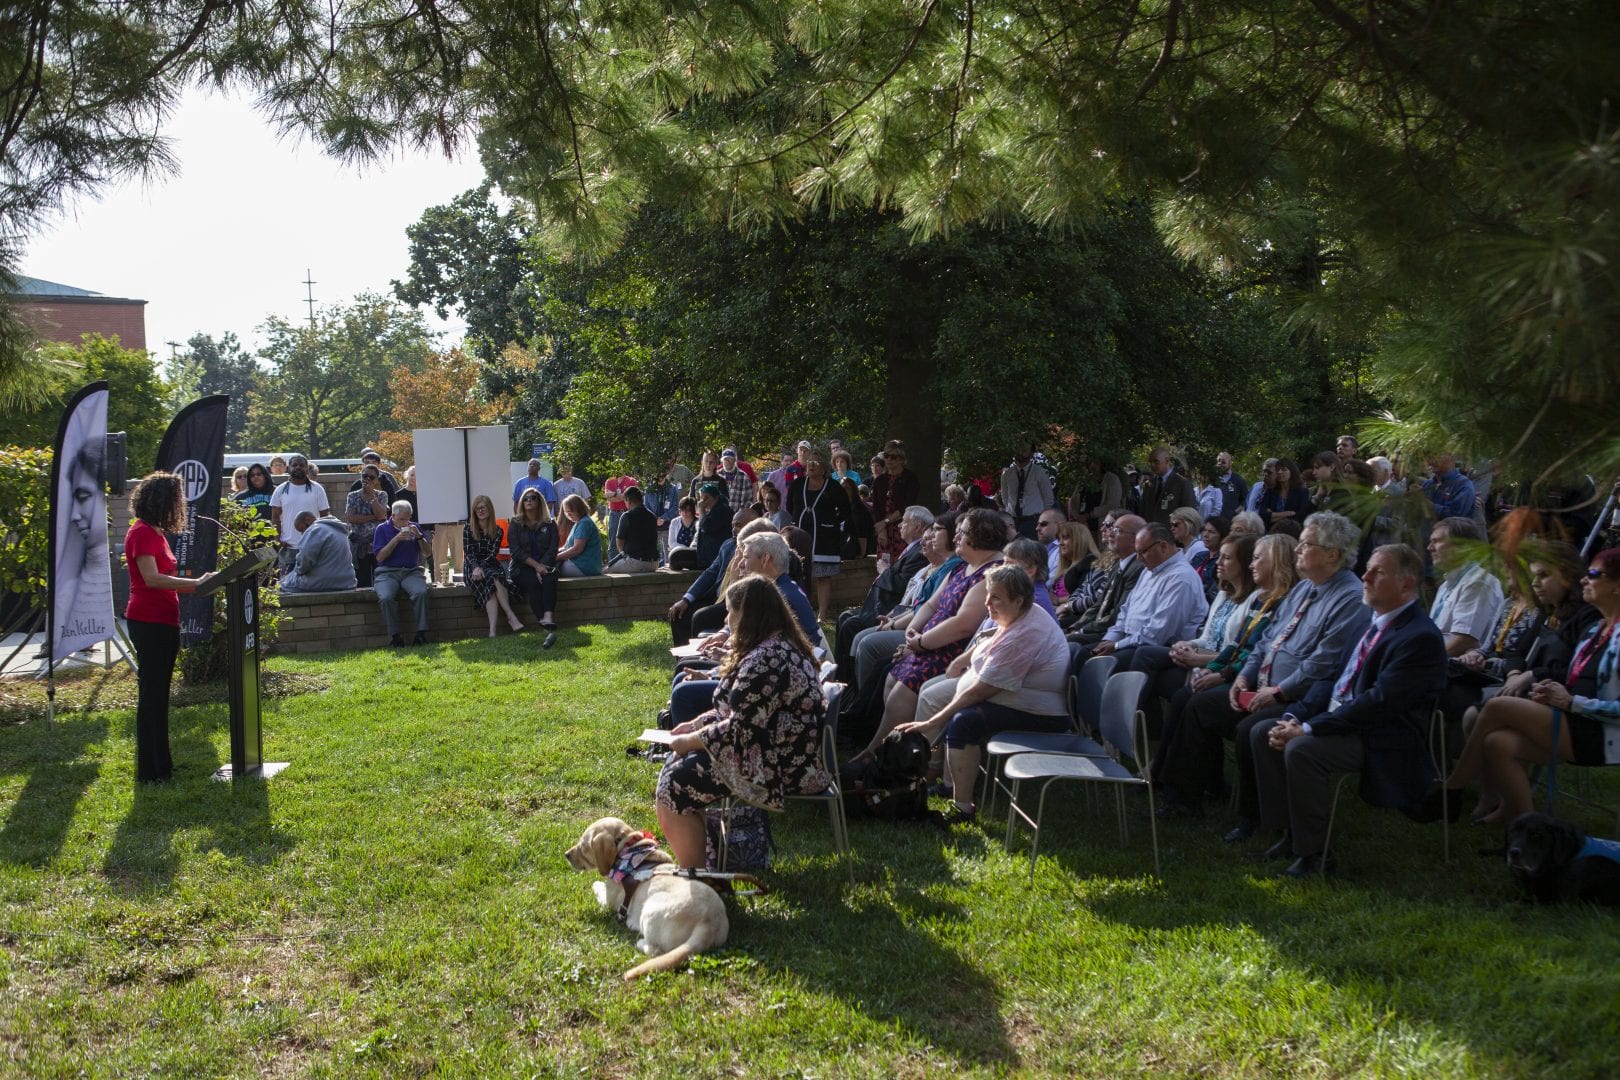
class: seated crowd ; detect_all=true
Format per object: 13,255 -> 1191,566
642,436 -> 1620,881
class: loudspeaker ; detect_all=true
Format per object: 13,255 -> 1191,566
104,432 -> 127,495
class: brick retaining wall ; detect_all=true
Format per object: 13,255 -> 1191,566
272,559 -> 877,653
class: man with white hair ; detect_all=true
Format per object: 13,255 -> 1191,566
1157,511 -> 1371,828
372,499 -> 433,646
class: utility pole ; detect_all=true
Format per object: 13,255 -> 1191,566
303,269 -> 317,326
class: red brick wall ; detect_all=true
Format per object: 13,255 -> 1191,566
18,299 -> 147,351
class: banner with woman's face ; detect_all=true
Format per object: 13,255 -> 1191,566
49,382 -> 114,661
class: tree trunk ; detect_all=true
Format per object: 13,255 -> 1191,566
879,254 -> 944,511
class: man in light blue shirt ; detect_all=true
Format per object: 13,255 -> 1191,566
512,458 -> 557,516
1092,522 -> 1208,662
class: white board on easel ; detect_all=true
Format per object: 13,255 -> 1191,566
413,426 -> 511,524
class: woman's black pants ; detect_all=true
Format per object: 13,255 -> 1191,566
128,618 -> 179,782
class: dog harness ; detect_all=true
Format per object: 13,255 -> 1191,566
610,833 -> 664,923
1578,836 -> 1620,865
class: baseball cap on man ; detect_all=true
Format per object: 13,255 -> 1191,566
721,447 -> 738,459
796,440 -> 812,451
361,448 -> 381,461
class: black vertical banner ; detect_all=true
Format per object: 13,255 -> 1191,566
155,396 -> 229,646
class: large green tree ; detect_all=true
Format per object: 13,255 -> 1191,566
164,331 -> 261,452
244,294 -> 432,460
8,4 -> 1614,489
7,334 -> 170,470
260,0 -> 1617,489
545,201 -> 1312,487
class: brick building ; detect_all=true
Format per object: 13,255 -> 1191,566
8,275 -> 147,351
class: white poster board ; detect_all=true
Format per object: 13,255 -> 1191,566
413,426 -> 511,524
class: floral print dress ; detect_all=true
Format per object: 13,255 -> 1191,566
656,634 -> 829,813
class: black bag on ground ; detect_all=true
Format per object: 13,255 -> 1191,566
705,803 -> 774,871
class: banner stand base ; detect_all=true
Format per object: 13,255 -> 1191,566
211,762 -> 289,783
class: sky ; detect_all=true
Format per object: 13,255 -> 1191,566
21,86 -> 486,362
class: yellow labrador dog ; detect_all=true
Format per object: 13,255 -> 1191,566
564,817 -> 729,981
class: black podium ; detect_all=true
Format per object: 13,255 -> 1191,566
197,548 -> 286,781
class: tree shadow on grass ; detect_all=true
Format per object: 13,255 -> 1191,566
0,713 -> 108,867
739,862 -> 1022,1070
101,707 -> 294,892
1027,793 -> 1620,1073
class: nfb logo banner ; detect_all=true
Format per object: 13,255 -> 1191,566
155,397 -> 230,647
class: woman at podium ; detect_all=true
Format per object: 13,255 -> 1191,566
124,472 -> 215,783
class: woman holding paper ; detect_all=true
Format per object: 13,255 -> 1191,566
655,574 -> 829,868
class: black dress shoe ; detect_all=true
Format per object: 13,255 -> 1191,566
412,631 -> 429,646
1282,853 -> 1337,877
1222,819 -> 1256,844
1250,835 -> 1295,863
389,633 -> 405,647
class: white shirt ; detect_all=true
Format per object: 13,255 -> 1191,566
1105,550 -> 1209,648
1430,562 -> 1504,647
269,480 -> 329,546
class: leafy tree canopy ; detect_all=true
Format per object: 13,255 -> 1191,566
371,346 -> 514,470
164,332 -> 260,452
7,334 -> 170,471
244,294 -> 432,460
544,201 -> 1337,486
259,0 -> 1618,488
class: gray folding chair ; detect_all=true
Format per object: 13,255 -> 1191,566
1002,671 -> 1159,881
1320,707 -> 1449,871
981,653 -> 1117,817
718,681 -> 853,887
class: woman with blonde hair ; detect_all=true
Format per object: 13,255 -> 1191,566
1052,520 -> 1102,602
509,488 -> 560,640
464,494 -> 524,636
556,493 -> 605,576
1149,532 -> 1297,816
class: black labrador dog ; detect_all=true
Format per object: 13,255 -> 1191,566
1505,812 -> 1620,905
839,731 -> 932,821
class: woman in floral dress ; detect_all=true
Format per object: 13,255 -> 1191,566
656,574 -> 830,868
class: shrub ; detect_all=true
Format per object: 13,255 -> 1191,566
177,498 -> 284,684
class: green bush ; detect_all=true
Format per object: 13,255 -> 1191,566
0,446 -> 51,616
177,498 -> 284,684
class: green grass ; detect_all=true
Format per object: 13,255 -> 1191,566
2,619 -> 1619,1077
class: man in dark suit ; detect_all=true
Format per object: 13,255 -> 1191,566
1213,451 -> 1248,520
1247,543 -> 1447,876
1139,446 -> 1198,525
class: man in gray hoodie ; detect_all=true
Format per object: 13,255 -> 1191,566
281,512 -> 357,593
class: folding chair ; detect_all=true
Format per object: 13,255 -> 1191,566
1321,707 -> 1450,871
718,682 -> 855,886
1002,671 -> 1159,881
981,652 -> 1116,818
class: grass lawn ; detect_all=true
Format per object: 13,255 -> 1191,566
2,618 -> 1619,1077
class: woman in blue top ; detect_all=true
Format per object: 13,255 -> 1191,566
556,493 -> 604,577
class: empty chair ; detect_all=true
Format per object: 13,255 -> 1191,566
1002,671 -> 1159,880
